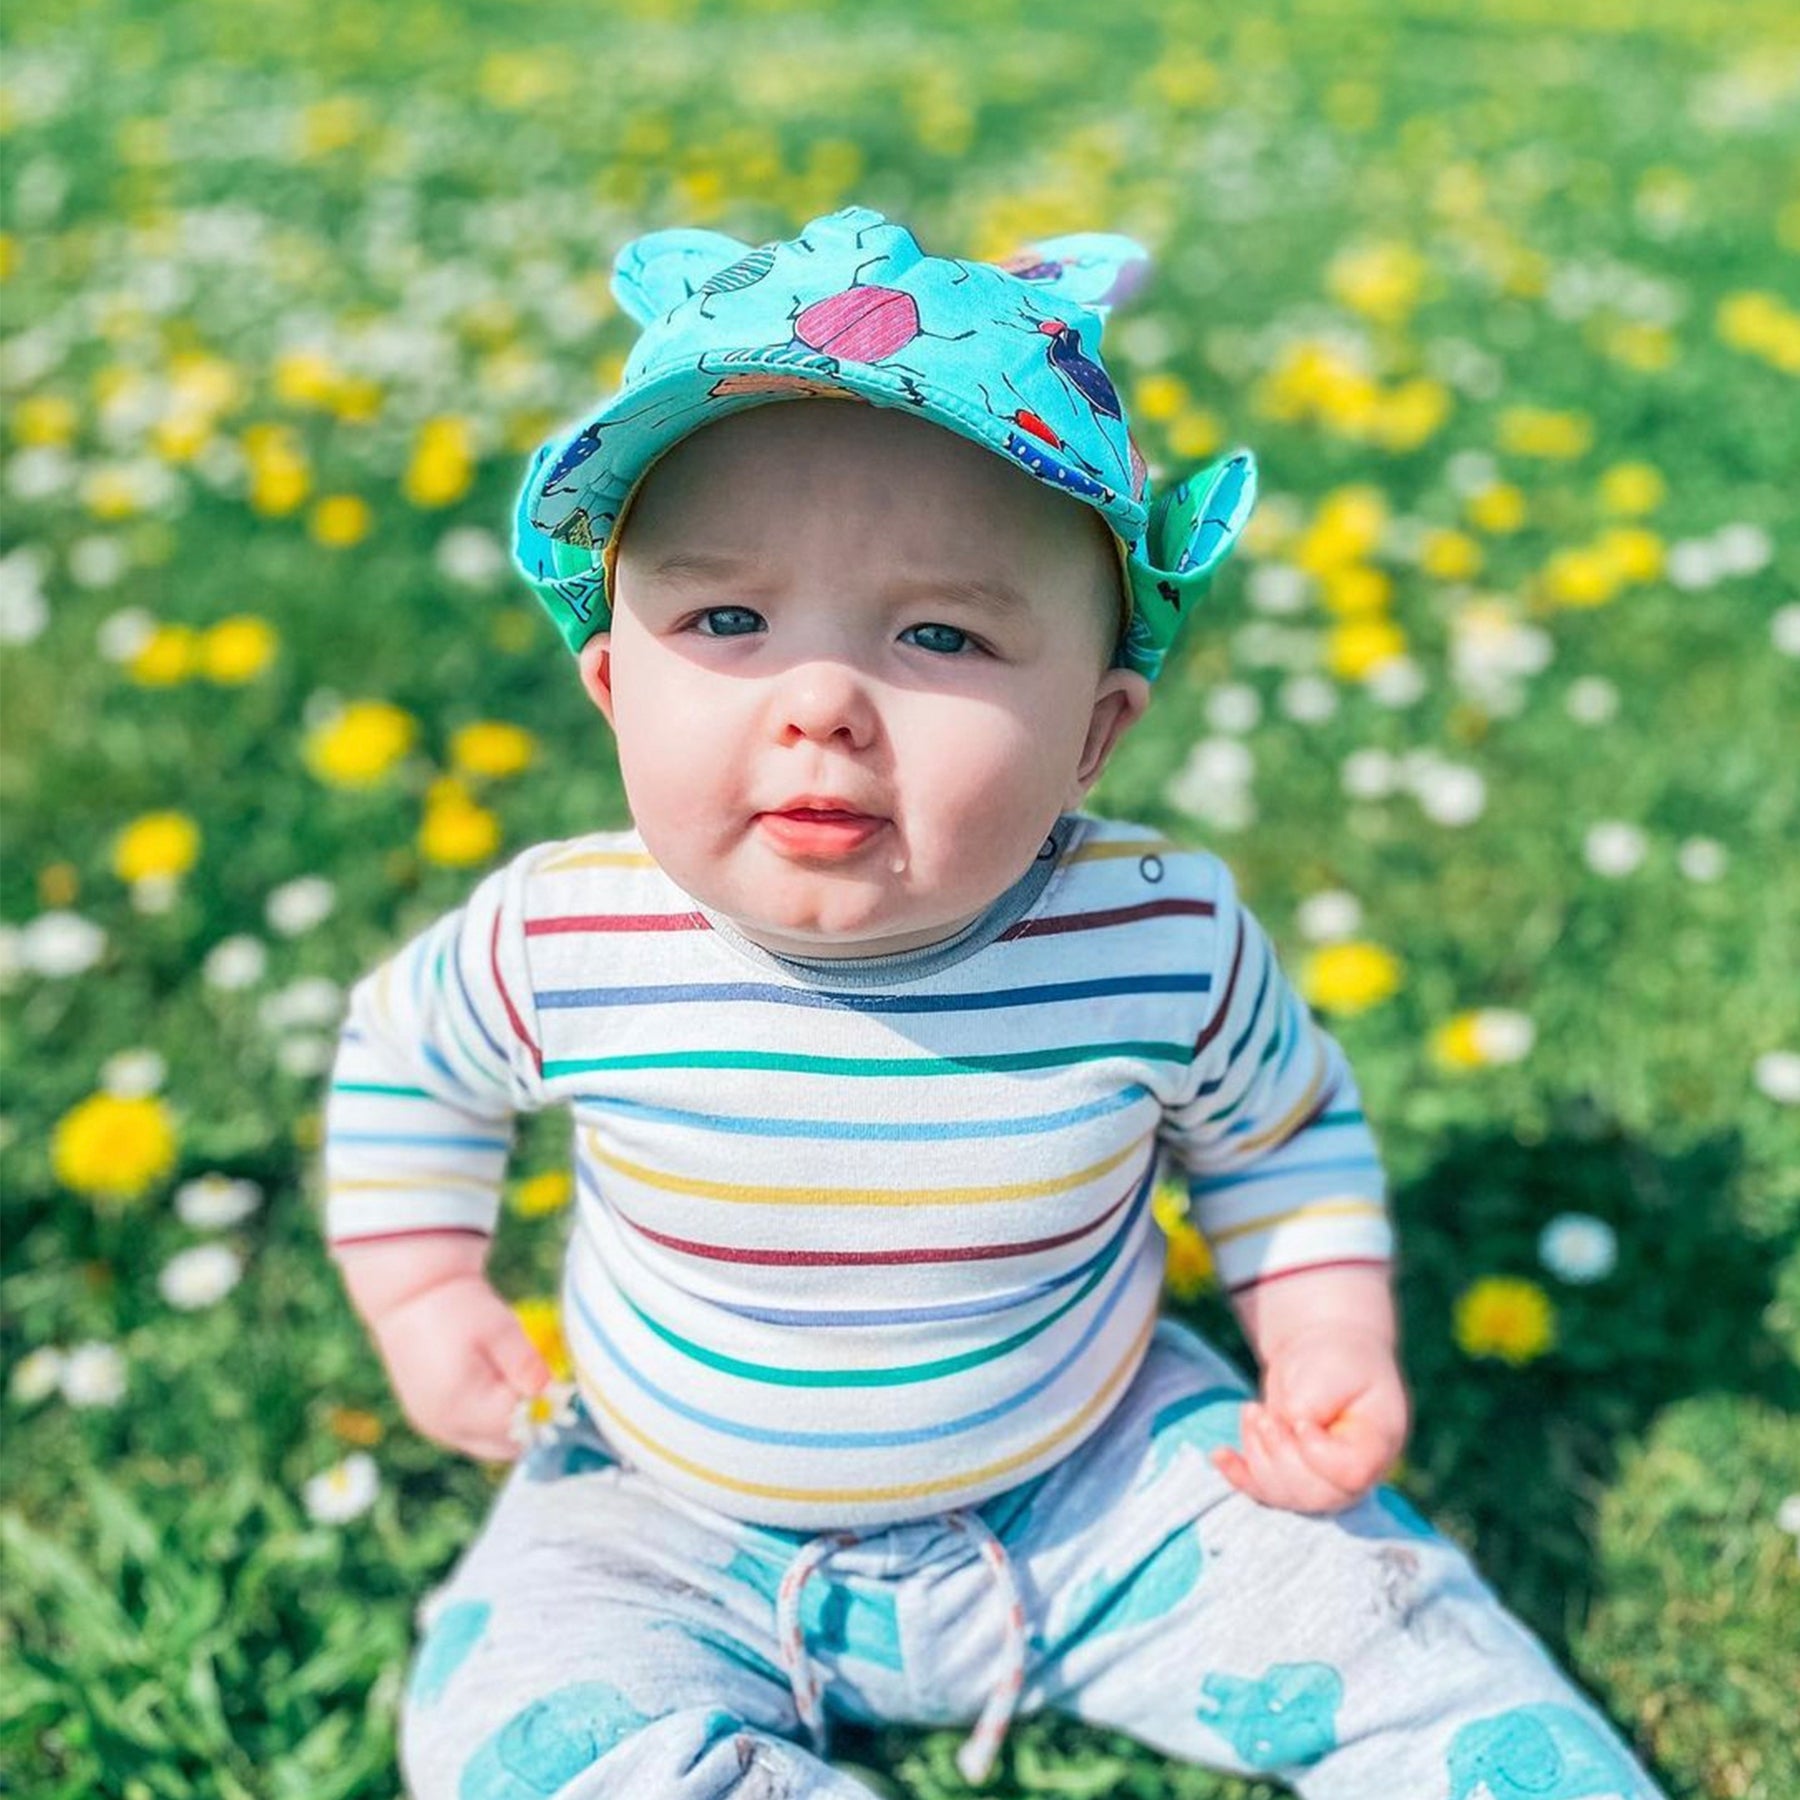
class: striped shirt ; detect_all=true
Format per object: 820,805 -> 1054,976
321,810 -> 1391,1528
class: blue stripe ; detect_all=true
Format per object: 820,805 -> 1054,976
571,1084 -> 1151,1141
330,1130 -> 511,1151
567,1193 -> 1155,1451
449,912 -> 508,1069
1188,1156 -> 1385,1195
538,973 -> 1209,1013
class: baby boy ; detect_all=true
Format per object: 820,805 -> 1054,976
321,208 -> 1663,1799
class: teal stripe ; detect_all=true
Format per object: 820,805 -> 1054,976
543,1042 -> 1193,1080
616,1213 -> 1134,1387
332,1080 -> 436,1099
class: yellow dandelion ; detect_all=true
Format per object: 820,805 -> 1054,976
38,862 -> 80,906
1133,373 -> 1190,423
1539,547 -> 1623,610
451,720 -> 537,780
243,424 -> 311,516
1167,408 -> 1224,459
81,465 -> 146,521
272,348 -> 345,409
52,1092 -> 178,1205
1369,377 -> 1452,452
1497,406 -> 1593,460
1465,483 -> 1528,534
324,1404 -> 384,1447
404,416 -> 476,509
511,1169 -> 574,1219
0,231 -> 16,283
1596,320 -> 1674,373
1320,563 -> 1392,619
1593,527 -> 1665,585
151,411 -> 213,463
1151,1178 -> 1190,1234
1597,463 -> 1665,517
12,393 -> 79,447
1326,617 -> 1408,682
1296,485 -> 1388,574
302,699 -> 417,788
1163,1219 -> 1216,1301
328,376 -> 384,424
513,1298 -> 572,1381
199,615 -> 278,684
310,494 -> 372,547
1453,1276 -> 1556,1365
420,793 -> 501,867
1430,1013 -> 1487,1072
128,622 -> 200,686
112,810 -> 200,883
1327,241 -> 1430,327
1419,529 -> 1483,581
1715,290 -> 1800,372
1300,941 -> 1404,1016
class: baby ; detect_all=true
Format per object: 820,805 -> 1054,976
321,208 -> 1664,1799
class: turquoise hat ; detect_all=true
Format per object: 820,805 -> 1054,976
511,204 -> 1256,682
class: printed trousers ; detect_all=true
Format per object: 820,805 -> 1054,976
398,1315 -> 1666,1799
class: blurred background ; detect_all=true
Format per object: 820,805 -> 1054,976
2,0 -> 1797,1795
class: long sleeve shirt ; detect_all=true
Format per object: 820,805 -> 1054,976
320,810 -> 1390,1529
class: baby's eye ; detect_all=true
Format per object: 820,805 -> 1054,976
691,606 -> 765,637
901,622 -> 975,656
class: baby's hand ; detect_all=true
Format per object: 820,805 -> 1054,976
368,1274 -> 553,1463
1211,1323 -> 1409,1514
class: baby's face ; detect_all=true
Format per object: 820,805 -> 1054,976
578,399 -> 1149,958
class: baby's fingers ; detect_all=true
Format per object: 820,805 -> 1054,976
1291,1416 -> 1390,1497
1215,1405 -> 1357,1514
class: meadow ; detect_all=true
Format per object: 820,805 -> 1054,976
2,0 -> 1798,1795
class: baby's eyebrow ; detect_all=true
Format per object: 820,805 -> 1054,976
643,553 -> 1032,620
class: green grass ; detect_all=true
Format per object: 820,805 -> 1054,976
3,0 -> 1798,1794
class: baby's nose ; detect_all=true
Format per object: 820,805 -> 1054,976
774,661 -> 879,748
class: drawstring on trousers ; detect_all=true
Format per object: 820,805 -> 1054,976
773,1507 -> 1028,1787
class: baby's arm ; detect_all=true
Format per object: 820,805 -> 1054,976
1159,860 -> 1407,1513
321,853 -> 552,1461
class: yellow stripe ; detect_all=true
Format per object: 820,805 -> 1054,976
1206,1196 -> 1387,1248
569,1306 -> 1158,1508
537,846 -> 660,874
1066,837 -> 1181,862
582,1125 -> 1143,1207
1228,1027 -> 1330,1156
325,1172 -> 499,1195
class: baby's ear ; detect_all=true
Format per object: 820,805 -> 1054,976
991,230 -> 1152,322
611,227 -> 762,325
576,632 -> 615,726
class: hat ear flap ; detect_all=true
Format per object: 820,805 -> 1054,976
994,231 -> 1152,321
610,227 -> 759,325
1149,449 -> 1257,593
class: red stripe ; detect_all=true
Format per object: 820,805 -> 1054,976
527,910 -> 709,936
491,907 -> 543,1076
609,1175 -> 1141,1267
1003,897 -> 1214,940
1226,1256 -> 1391,1296
1191,908 -> 1246,1057
329,1225 -> 492,1249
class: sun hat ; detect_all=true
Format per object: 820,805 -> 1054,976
511,204 -> 1256,682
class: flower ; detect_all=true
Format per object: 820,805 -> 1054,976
175,1173 -> 263,1229
265,875 -> 336,936
1453,1276 -> 1556,1364
51,1092 -> 178,1204
450,720 -> 537,779
101,1048 -> 166,1097
1465,483 -> 1528,534
1597,462 -> 1666,516
510,1169 -> 574,1219
303,1452 -> 380,1524
1584,821 -> 1648,878
112,810 -> 200,884
157,1243 -> 245,1310
1565,676 -> 1621,725
420,787 -> 502,866
1771,605 -> 1800,658
1202,684 -> 1262,735
258,976 -> 343,1031
1753,1051 -> 1800,1106
276,1033 -> 336,1079
60,1341 -> 128,1407
302,699 -> 417,787
436,525 -> 507,586
1497,406 -> 1593,459
1537,1213 -> 1618,1284
513,1298 -> 572,1381
203,934 -> 268,990
508,1381 -> 579,1452
1430,1008 -> 1536,1071
1278,674 -> 1338,723
96,606 -> 158,663
324,1405 -> 384,1447
199,615 -> 278,684
1300,941 -> 1404,1015
309,494 -> 372,547
1677,838 -> 1728,883
1327,617 -> 1407,682
16,911 -> 106,977
1341,747 -> 1401,800
404,416 -> 476,508
9,1346 -> 66,1406
1296,890 -> 1363,943
1413,763 -> 1486,827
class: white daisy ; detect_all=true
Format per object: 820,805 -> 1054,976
1416,764 -> 1487,827
1770,605 -> 1800,659
96,605 -> 158,662
435,525 -> 507,587
1366,656 -> 1427,707
1711,522 -> 1772,575
276,1032 -> 336,1080
1204,683 -> 1262,734
1537,1213 -> 1618,1284
8,1345 -> 66,1406
1564,675 -> 1621,725
258,976 -> 344,1032
60,1341 -> 127,1408
1665,540 -> 1720,591
1341,747 -> 1402,800
68,535 -> 129,589
158,1243 -> 245,1310
1246,562 -> 1310,615
1445,449 -> 1500,494
203,934 -> 268,991
17,910 -> 106,977
1753,1051 -> 1800,1106
508,1381 -> 579,1451
265,875 -> 337,937
0,545 -> 49,645
130,875 -> 180,915
1278,674 -> 1338,723
101,1048 -> 166,1097
1471,1009 -> 1536,1064
1677,838 -> 1727,882
1584,821 -> 1648,878
6,445 -> 76,503
176,1173 -> 264,1229
1296,890 -> 1363,942
303,1452 -> 381,1524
